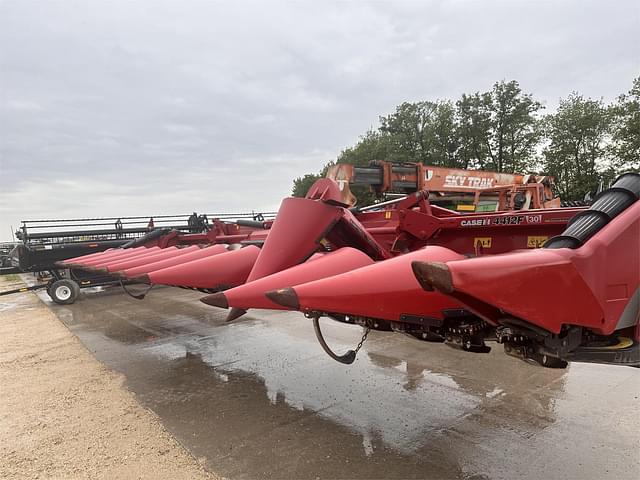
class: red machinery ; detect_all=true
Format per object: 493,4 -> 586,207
326,160 -> 560,210
57,165 -> 640,369
263,173 -> 639,368
62,165 -> 575,291
70,185 -> 581,303
410,172 -> 640,368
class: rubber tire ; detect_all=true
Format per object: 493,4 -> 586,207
46,280 -> 55,297
71,280 -> 81,298
49,279 -> 79,305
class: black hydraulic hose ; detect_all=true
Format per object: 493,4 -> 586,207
312,316 -> 357,365
120,228 -> 171,249
119,279 -> 154,300
235,219 -> 269,229
545,172 -> 640,249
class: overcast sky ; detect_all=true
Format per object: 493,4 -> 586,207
0,0 -> 638,241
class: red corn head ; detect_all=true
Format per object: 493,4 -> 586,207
266,246 -> 465,322
57,247 -> 130,266
136,245 -> 260,289
94,246 -> 177,272
82,246 -> 163,269
62,246 -> 150,267
74,246 -> 161,268
412,201 -> 640,336
244,197 -> 344,283
101,246 -> 200,273
200,247 -> 374,319
120,244 -> 228,278
306,253 -> 325,262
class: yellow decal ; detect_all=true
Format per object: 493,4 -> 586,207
457,204 -> 476,212
602,337 -> 634,350
527,236 -> 548,248
474,237 -> 492,248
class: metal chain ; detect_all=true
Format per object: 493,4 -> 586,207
354,327 -> 371,355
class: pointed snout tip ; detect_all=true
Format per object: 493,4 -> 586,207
225,307 -> 247,322
265,287 -> 300,310
200,292 -> 229,309
411,261 -> 454,294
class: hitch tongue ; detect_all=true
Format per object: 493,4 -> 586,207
312,315 -> 369,365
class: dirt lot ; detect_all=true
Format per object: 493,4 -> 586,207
0,277 -> 218,479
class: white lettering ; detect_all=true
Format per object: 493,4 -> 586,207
461,219 -> 489,227
444,175 -> 495,188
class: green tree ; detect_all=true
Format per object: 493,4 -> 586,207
455,81 -> 542,172
456,92 -> 493,169
542,93 -> 611,200
431,101 -> 460,167
610,76 -> 640,172
378,100 -> 460,166
379,101 -> 436,164
486,80 -> 543,173
337,130 -> 391,166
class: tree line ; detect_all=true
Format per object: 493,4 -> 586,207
293,77 -> 639,201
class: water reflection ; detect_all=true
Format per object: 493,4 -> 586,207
63,299 -> 567,458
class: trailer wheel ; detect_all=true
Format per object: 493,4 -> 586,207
49,279 -> 80,305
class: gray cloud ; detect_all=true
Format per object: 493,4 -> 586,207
1,0 -> 638,240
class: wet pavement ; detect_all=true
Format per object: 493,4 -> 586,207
35,285 -> 640,479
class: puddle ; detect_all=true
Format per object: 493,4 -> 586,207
41,286 -> 640,480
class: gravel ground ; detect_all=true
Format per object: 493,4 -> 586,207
0,277 -> 219,480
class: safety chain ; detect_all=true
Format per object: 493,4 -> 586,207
354,327 -> 371,355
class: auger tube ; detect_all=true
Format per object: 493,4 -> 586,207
544,172 -> 640,249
